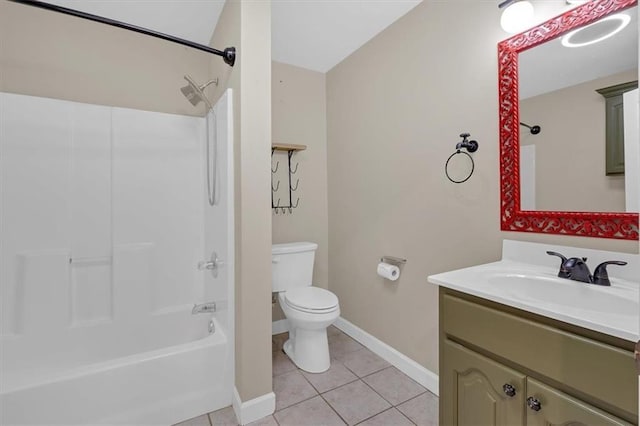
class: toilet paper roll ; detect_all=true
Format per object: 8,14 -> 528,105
377,262 -> 400,281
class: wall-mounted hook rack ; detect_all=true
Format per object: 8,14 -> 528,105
271,143 -> 306,214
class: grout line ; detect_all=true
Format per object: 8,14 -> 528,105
271,413 -> 281,426
395,406 -> 417,426
353,407 -> 407,426
318,392 -> 349,426
359,365 -> 393,380
274,391 -> 319,414
298,366 -> 324,395
359,375 -> 396,408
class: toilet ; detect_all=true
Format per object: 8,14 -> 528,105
272,242 -> 340,373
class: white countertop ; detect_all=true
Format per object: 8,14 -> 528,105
427,240 -> 639,343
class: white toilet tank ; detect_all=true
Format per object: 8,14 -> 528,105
272,242 -> 318,292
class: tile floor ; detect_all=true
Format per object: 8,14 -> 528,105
175,326 -> 438,426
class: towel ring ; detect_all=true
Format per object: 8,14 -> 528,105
445,150 -> 474,184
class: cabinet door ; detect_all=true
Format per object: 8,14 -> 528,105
525,378 -> 632,426
441,339 -> 525,426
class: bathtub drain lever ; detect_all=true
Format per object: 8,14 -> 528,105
192,302 -> 216,314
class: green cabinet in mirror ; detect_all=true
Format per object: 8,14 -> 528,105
596,81 -> 639,175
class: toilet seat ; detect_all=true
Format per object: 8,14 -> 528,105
284,287 -> 339,314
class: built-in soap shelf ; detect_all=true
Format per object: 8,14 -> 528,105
272,143 -> 306,214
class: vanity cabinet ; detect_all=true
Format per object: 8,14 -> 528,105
439,288 -> 638,426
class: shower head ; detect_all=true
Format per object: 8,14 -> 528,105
180,75 -> 217,109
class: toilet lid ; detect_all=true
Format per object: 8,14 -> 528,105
285,287 -> 339,313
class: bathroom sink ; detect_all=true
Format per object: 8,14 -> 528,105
428,242 -> 639,343
485,273 -> 638,317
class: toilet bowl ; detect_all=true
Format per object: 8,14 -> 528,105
272,242 -> 340,373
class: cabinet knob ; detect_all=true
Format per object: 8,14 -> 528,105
527,396 -> 542,412
502,383 -> 516,397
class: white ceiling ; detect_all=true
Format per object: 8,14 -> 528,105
272,0 -> 422,72
40,0 -> 422,73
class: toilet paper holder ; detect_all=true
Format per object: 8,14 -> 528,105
380,256 -> 407,267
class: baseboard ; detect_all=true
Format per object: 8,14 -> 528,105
232,388 -> 275,426
272,319 -> 289,335
334,317 -> 439,397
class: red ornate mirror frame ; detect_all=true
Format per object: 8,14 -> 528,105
498,0 -> 639,240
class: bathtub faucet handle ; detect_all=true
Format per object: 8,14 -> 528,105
198,251 -> 224,278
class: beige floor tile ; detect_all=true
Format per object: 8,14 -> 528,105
273,332 -> 289,353
338,349 -> 390,378
396,392 -> 438,426
323,380 -> 391,425
273,350 -> 298,376
328,333 -> 364,358
327,325 -> 343,336
274,369 -> 319,410
275,396 -> 345,426
247,415 -> 279,426
357,408 -> 414,426
174,414 -> 211,426
302,362 -> 358,393
363,367 -> 426,405
209,406 -> 238,426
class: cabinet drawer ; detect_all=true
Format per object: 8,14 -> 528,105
442,293 -> 637,419
526,378 -> 632,426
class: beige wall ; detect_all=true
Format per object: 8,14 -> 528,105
326,0 -> 638,377
209,0 -> 274,402
520,70 -> 637,212
271,62 -> 328,321
0,1 -> 211,116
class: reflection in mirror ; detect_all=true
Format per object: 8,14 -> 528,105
498,0 -> 638,239
518,6 -> 638,213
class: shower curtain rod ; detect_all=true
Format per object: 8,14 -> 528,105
8,0 -> 236,67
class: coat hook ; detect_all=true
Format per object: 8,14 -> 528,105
272,180 -> 280,192
271,161 -> 279,173
292,198 -> 299,208
290,179 -> 299,191
290,162 -> 299,174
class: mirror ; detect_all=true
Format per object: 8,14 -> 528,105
498,0 -> 639,239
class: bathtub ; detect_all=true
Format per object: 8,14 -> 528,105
0,310 -> 233,425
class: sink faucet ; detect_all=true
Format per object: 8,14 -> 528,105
192,302 -> 216,314
546,251 -> 627,286
562,257 -> 592,283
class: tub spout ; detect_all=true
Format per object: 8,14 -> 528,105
192,302 -> 216,314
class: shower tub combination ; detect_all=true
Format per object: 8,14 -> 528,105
0,88 -> 235,425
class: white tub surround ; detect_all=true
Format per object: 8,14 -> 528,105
0,91 -> 235,425
428,240 -> 639,342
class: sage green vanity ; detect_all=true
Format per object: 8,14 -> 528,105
429,240 -> 639,426
439,288 -> 637,425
